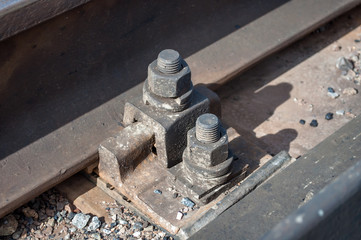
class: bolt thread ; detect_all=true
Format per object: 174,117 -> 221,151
157,49 -> 182,74
196,113 -> 220,143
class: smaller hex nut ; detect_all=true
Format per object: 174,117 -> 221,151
187,127 -> 229,168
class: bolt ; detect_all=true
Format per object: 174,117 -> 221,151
157,49 -> 182,74
196,113 -> 220,144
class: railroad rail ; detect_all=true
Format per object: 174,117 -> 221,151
1,0 -> 361,239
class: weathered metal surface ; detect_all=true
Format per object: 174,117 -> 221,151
180,151 -> 291,239
0,0 -> 90,41
192,115 -> 361,240
98,122 -> 154,185
144,49 -> 193,112
96,126 -> 274,236
170,114 -> 246,205
0,0 -> 359,219
124,86 -> 219,169
262,160 -> 361,240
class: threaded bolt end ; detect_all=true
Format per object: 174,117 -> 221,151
196,113 -> 220,143
157,49 -> 182,74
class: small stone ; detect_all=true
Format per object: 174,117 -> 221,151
299,119 -> 306,125
346,112 -> 357,118
133,222 -> 143,230
343,87 -> 358,96
0,215 -> 18,236
48,218 -> 55,227
176,212 -> 183,220
327,87 -> 335,93
118,227 -> 127,234
46,208 -> 55,217
183,207 -> 190,213
181,197 -> 195,208
43,226 -> 53,235
56,202 -> 65,211
142,221 -> 149,228
67,212 -> 75,220
327,92 -> 340,99
172,192 -> 179,198
350,54 -> 359,63
144,225 -> 154,232
310,119 -> 318,127
325,113 -> 333,120
331,44 -> 341,51
341,75 -> 353,81
87,216 -> 101,231
56,213 -> 63,223
133,231 -> 141,238
102,228 -> 111,235
22,207 -> 38,219
91,233 -> 101,240
64,233 -> 71,240
336,110 -> 345,116
154,189 -> 162,195
26,216 -> 34,225
34,231 -> 44,238
118,219 -> 128,225
60,210 -> 67,217
71,213 -> 90,229
336,57 -> 354,71
38,212 -> 47,221
308,104 -> 314,112
12,230 -> 22,239
69,227 -> 76,233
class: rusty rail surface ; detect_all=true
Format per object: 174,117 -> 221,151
0,0 -> 91,41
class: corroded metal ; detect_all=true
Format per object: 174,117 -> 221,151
98,123 -> 155,186
125,50 -> 220,168
143,49 -> 193,112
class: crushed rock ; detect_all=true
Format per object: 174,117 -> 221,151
0,188 -> 174,240
71,213 -> 90,229
0,215 -> 18,236
336,56 -> 354,71
327,92 -> 340,99
343,87 -> 358,96
336,110 -> 345,115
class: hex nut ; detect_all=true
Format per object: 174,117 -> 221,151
147,59 -> 192,98
143,81 -> 193,112
183,148 -> 233,179
187,127 -> 229,167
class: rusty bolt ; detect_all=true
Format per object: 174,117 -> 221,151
147,49 -> 192,98
157,49 -> 182,74
196,113 -> 220,144
183,114 -> 233,183
143,49 -> 193,112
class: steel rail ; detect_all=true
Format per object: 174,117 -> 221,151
0,0 -> 91,41
1,0 -> 360,219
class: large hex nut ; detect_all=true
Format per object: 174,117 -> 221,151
187,127 -> 229,167
143,80 -> 193,112
183,148 -> 233,179
147,59 -> 192,98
